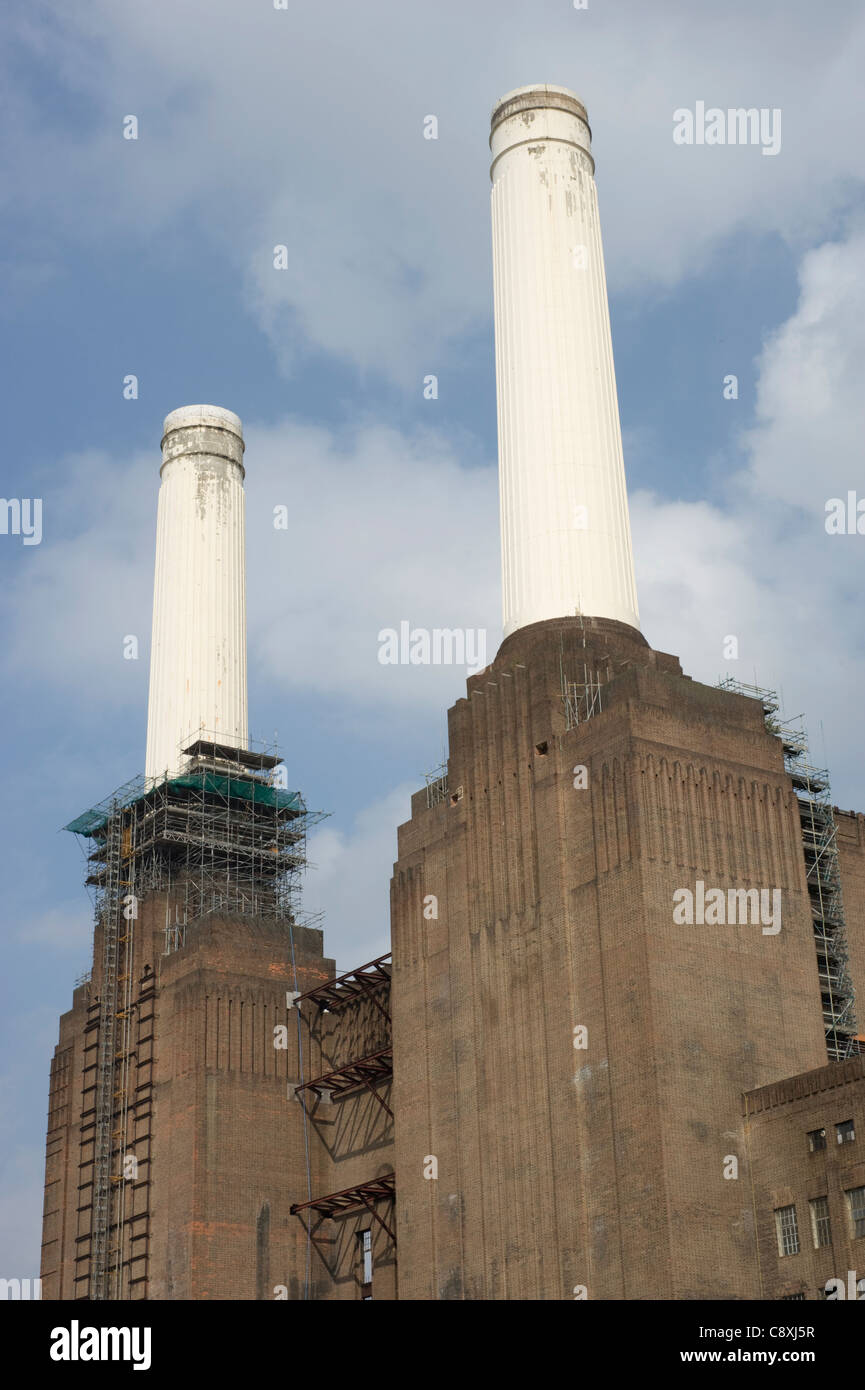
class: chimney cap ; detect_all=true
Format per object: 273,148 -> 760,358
490,84 -> 590,139
162,404 -> 244,442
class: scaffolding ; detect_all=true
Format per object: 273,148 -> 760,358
68,741 -> 313,927
718,678 -> 859,1062
424,763 -> 449,810
65,736 -> 320,1299
560,656 -> 604,731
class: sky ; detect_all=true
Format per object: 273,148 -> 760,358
2,0 -> 865,1278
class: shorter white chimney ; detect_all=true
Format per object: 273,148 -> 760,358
145,405 -> 248,782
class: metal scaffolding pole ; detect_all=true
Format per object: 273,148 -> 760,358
718,678 -> 859,1061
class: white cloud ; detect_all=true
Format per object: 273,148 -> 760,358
0,420 -> 500,720
0,447 -> 153,708
741,230 -> 865,509
5,229 -> 865,808
632,227 -> 865,806
245,419 -> 499,713
303,782 -> 414,970
5,2 -> 865,382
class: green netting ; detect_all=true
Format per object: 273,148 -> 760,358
65,808 -> 113,836
169,772 -> 302,812
64,772 -> 303,838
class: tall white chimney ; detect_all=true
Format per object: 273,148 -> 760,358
145,404 -> 248,782
490,85 -> 640,638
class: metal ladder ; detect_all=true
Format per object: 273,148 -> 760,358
90,806 -> 124,1299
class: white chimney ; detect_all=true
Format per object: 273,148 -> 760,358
145,405 -> 248,782
489,85 -> 640,638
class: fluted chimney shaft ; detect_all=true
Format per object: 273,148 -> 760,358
490,85 -> 640,637
145,404 -> 248,781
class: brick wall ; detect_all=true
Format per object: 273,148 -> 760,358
391,617 -> 827,1300
744,1056 -> 865,1299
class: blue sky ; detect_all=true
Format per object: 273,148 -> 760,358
2,0 -> 865,1276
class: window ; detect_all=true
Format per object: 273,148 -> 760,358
847,1186 -> 865,1240
809,1196 -> 832,1249
807,1128 -> 827,1153
358,1228 -> 373,1299
775,1205 -> 800,1257
836,1119 -> 855,1145
782,1292 -> 806,1301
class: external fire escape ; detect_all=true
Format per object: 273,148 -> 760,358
289,955 -> 395,1253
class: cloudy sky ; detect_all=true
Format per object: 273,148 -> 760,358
2,0 -> 865,1276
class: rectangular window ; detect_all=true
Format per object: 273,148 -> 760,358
809,1196 -> 832,1249
807,1128 -> 827,1152
847,1186 -> 865,1240
836,1119 -> 855,1144
775,1204 -> 800,1257
358,1228 -> 373,1298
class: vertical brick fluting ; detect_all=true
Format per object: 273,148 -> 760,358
41,893 -> 348,1301
391,617 -> 828,1300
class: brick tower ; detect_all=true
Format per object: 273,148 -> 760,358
41,88 -> 863,1305
40,408 -> 376,1300
387,87 -> 842,1301
389,616 -> 828,1298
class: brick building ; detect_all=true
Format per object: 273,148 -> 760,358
745,1056 -> 865,1301
40,85 -> 864,1301
388,616 -> 860,1300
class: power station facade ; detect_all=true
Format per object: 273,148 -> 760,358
41,86 -> 865,1302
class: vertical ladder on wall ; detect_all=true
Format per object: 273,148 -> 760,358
90,806 -> 123,1299
110,824 -> 137,1300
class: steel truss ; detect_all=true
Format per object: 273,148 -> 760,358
295,953 -> 392,1019
294,1047 -> 394,1116
290,1174 -> 396,1243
